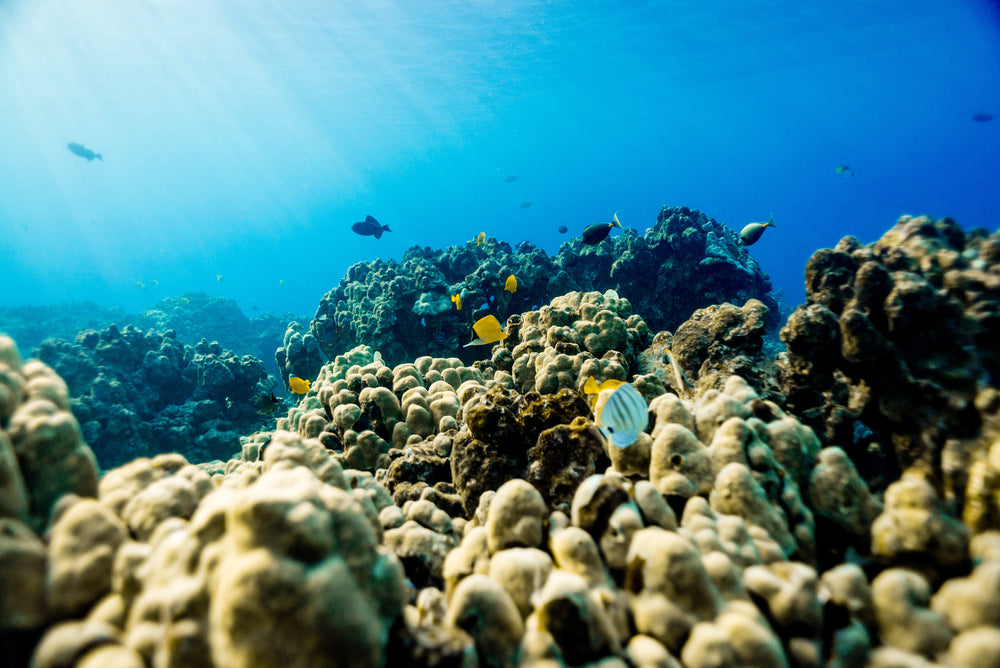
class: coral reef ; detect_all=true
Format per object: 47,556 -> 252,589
3,213 -> 1000,668
310,206 -> 777,365
34,324 -> 272,468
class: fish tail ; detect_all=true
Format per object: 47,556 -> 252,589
96,154 -> 103,161
612,210 -> 623,227
767,213 -> 776,228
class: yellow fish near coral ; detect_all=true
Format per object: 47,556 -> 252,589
451,293 -> 462,310
504,274 -> 517,293
583,376 -> 626,408
476,232 -> 486,246
463,314 -> 507,347
288,376 -> 311,394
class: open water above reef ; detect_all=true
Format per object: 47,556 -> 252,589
1,0 -> 999,319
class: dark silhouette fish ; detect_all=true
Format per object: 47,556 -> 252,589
972,112 -> 996,123
67,142 -> 102,161
520,201 -> 533,209
558,225 -> 568,233
351,215 -> 391,239
505,175 -> 518,183
581,211 -> 623,245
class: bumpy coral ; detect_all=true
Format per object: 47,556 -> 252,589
273,321 -> 323,388
310,206 -> 776,365
35,324 -> 271,468
778,215 -> 1000,519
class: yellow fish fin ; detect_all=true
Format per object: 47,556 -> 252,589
584,376 -> 599,394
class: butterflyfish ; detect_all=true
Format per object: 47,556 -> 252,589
739,214 -> 776,246
476,232 -> 486,246
594,383 -> 649,448
463,314 -> 507,347
581,211 -> 624,245
373,351 -> 384,366
351,215 -> 391,239
451,293 -> 462,310
504,274 -> 517,293
835,165 -> 854,176
254,392 -> 282,415
288,376 -> 311,394
664,349 -> 694,399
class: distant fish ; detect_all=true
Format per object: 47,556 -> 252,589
972,112 -> 996,123
288,376 -> 311,394
373,351 -> 384,366
581,211 -> 623,245
504,274 -> 517,293
151,279 -> 159,287
520,201 -> 534,209
835,165 -> 854,176
216,274 -> 225,283
476,231 -> 486,246
136,281 -> 147,291
278,279 -> 285,286
67,142 -> 102,161
463,314 -> 507,347
594,383 -> 648,448
254,392 -> 282,415
739,214 -> 776,246
505,175 -> 518,183
558,225 -> 568,234
352,215 -> 391,239
451,293 -> 462,310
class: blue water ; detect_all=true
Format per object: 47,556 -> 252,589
1,0 -> 998,319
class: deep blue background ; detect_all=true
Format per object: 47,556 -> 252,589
1,0 -> 998,320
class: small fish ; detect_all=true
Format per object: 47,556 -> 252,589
136,281 -> 146,290
505,175 -> 518,183
664,349 -> 694,398
476,231 -> 486,246
216,274 -> 225,283
288,376 -> 311,394
520,201 -> 534,209
594,383 -> 649,448
278,279 -> 285,286
739,214 -> 776,246
451,293 -> 463,310
151,279 -> 159,287
352,215 -> 391,239
583,376 -> 626,407
972,112 -> 996,123
252,306 -> 259,311
835,165 -> 854,177
581,211 -> 623,245
67,142 -> 102,161
463,314 -> 508,347
373,351 -> 384,366
504,274 -> 517,293
254,392 -> 282,415
558,225 -> 568,234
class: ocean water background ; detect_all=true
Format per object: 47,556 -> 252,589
1,0 -> 998,321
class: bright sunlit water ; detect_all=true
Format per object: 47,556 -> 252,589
1,0 -> 998,318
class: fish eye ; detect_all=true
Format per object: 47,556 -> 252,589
606,426 -> 615,433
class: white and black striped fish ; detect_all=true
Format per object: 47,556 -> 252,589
594,383 -> 649,448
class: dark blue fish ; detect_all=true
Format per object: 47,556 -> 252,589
67,142 -> 102,161
505,175 -> 518,183
558,225 -> 568,233
520,201 -> 534,209
972,112 -> 996,123
351,215 -> 391,239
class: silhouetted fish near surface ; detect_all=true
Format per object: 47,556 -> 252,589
352,215 -> 391,239
972,112 -> 996,123
835,165 -> 854,176
505,175 -> 518,183
520,201 -> 534,209
67,142 -> 102,161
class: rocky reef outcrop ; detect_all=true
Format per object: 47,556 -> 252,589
310,206 -> 777,366
34,324 -> 273,469
3,213 -> 1000,668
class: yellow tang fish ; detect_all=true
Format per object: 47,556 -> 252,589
476,232 -> 486,246
288,376 -> 311,394
583,376 -> 627,408
451,293 -> 462,310
463,314 -> 507,347
504,274 -> 517,293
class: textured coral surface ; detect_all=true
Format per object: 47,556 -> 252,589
2,215 -> 1000,668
